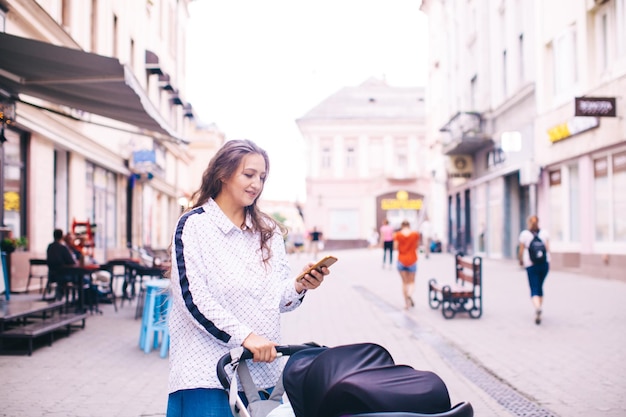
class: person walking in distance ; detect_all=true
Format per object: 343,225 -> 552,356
379,219 -> 394,269
518,215 -> 550,325
308,226 -> 324,260
166,139 -> 331,416
394,220 -> 420,310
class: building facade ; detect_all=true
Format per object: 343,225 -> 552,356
421,0 -> 625,279
0,0 -> 220,291
532,0 -> 626,279
296,78 -> 436,249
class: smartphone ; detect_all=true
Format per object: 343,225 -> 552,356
295,255 -> 338,282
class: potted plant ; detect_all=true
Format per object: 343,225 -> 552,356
0,237 -> 17,253
15,236 -> 28,251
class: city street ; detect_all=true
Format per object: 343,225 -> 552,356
0,249 -> 624,417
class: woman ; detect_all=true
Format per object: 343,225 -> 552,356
393,220 -> 420,310
166,139 -> 330,416
379,219 -> 394,269
518,215 -> 550,325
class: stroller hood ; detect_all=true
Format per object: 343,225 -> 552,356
283,343 -> 451,417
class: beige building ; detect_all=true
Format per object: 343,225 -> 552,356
296,78 -> 433,249
0,0 -> 222,291
532,0 -> 626,279
421,0 -> 625,279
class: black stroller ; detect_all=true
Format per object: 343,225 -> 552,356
217,342 -> 473,417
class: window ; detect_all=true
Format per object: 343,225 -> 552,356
369,138 -> 383,175
618,0 -> 626,57
346,147 -> 355,169
61,0 -> 71,28
612,152 -> 626,241
502,50 -> 508,97
518,33 -> 525,83
568,164 -> 580,242
321,147 -> 331,169
594,157 -> 609,241
113,14 -> 118,58
470,75 -> 477,109
86,162 -> 118,251
3,130 -> 25,243
553,25 -> 577,95
130,38 -> 135,69
1,6 -> 6,31
394,139 -> 408,178
597,11 -> 609,72
549,170 -> 563,241
90,0 -> 98,52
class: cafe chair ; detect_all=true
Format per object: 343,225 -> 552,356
139,279 -> 171,358
26,259 -> 48,294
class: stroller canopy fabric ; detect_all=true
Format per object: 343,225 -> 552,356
283,343 -> 451,417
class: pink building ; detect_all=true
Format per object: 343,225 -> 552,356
296,78 -> 436,250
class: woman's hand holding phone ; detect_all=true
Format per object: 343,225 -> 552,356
295,255 -> 337,292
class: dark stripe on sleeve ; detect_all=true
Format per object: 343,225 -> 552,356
175,207 -> 231,343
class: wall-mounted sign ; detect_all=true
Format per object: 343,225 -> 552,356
380,190 -> 423,210
547,117 -> 599,143
447,155 -> 473,178
575,97 -> 616,117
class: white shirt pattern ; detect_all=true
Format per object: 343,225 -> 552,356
168,198 -> 304,393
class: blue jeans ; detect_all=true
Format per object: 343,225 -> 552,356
397,261 -> 417,272
526,262 -> 549,297
167,388 -> 231,417
166,387 -> 274,417
382,241 -> 394,264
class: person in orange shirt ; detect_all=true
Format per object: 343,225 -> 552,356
394,220 -> 420,310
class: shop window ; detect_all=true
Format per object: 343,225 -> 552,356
568,164 -> 580,242
548,169 -> 563,241
3,130 -> 25,242
612,152 -> 626,241
86,162 -> 117,252
593,157 -> 609,241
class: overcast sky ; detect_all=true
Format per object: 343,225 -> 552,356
186,0 -> 429,202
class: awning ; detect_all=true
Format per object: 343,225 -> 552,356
0,32 -> 182,142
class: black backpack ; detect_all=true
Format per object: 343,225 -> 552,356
528,231 -> 547,265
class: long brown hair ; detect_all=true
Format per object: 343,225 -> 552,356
188,139 -> 286,263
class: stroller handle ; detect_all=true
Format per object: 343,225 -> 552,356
216,344 -> 317,390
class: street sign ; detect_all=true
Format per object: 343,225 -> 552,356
575,97 -> 616,117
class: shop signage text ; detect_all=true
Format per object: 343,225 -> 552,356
547,116 -> 599,143
380,190 -> 423,210
575,97 -> 616,117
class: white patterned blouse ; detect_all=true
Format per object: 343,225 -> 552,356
167,198 -> 304,393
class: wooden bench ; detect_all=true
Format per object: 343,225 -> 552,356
0,312 -> 88,355
428,254 -> 482,319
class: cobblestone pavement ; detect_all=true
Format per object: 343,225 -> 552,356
1,248 -> 624,417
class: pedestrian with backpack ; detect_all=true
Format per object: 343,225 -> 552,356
518,215 -> 550,325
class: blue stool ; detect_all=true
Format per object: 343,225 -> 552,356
139,279 -> 171,357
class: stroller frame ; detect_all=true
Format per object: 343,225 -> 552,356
217,344 -> 473,417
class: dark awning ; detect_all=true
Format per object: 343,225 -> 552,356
0,32 -> 182,142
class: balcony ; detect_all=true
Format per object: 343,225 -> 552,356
440,111 -> 493,155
